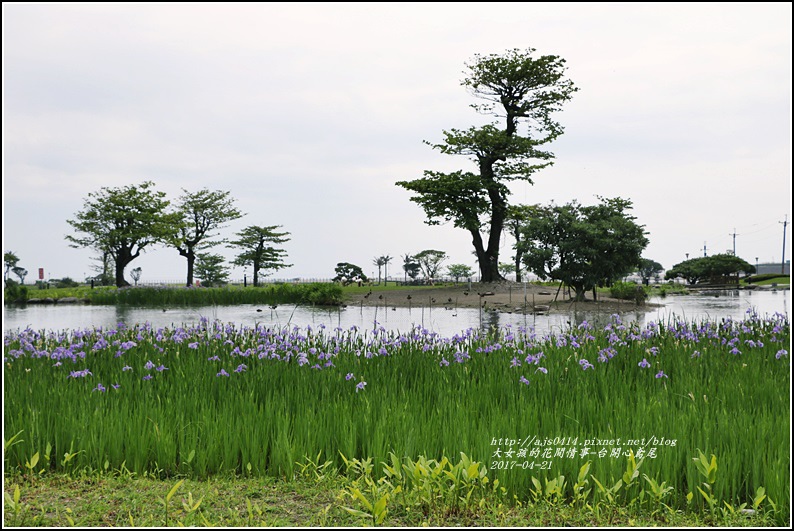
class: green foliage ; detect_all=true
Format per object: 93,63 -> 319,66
3,279 -> 28,302
194,253 -> 230,287
401,254 -> 421,281
11,266 -> 28,284
447,263 -> 474,282
505,204 -> 541,282
4,250 -> 20,282
636,258 -> 663,285
228,225 -> 291,287
609,281 -> 646,302
53,277 -> 79,289
745,273 -> 789,284
396,48 -> 578,282
414,249 -> 448,282
3,314 -> 789,524
170,188 -> 244,287
372,255 -> 393,285
333,263 -> 369,285
65,181 -> 181,287
519,197 -> 648,301
665,254 -> 755,284
84,283 -> 342,306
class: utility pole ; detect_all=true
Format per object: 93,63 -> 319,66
729,228 -> 738,256
781,215 -> 788,274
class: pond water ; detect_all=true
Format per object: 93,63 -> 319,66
3,289 -> 790,337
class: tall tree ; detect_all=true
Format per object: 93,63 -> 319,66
66,181 -> 180,287
447,264 -> 473,283
170,188 -> 243,287
397,48 -> 577,282
130,267 -> 142,286
228,225 -> 291,287
4,251 -> 19,282
505,204 -> 541,282
402,253 -> 420,282
372,256 -> 386,285
637,258 -> 664,286
382,255 -> 393,285
414,249 -> 448,284
519,197 -> 648,301
12,266 -> 28,285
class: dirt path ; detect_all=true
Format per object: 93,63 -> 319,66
344,282 -> 658,314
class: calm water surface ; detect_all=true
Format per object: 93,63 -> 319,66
3,289 -> 790,337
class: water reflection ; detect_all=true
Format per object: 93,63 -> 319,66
3,289 -> 789,337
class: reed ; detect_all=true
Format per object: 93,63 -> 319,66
84,283 -> 343,306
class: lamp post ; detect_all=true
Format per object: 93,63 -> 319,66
755,257 -> 759,274
243,269 -> 247,288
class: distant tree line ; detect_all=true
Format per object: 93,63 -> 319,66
65,181 -> 291,288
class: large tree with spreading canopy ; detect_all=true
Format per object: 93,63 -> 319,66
66,181 -> 180,287
396,48 -> 577,282
169,188 -> 243,287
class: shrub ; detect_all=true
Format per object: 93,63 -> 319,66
3,279 -> 28,302
54,277 -> 80,289
609,281 -> 646,302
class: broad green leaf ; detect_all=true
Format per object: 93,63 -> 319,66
166,479 -> 185,502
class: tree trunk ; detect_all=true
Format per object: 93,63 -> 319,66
572,285 -> 587,302
481,162 -> 507,283
114,250 -> 133,288
187,253 -> 195,287
514,253 -> 523,283
179,247 -> 196,287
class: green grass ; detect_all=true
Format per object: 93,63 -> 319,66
743,275 -> 790,286
3,467 -> 783,527
4,312 -> 790,525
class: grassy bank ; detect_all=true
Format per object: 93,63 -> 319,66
4,311 -> 790,524
4,283 -> 343,306
4,467 -> 781,527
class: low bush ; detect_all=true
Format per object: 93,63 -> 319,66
609,281 -> 646,302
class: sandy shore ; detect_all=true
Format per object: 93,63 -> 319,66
343,282 -> 660,314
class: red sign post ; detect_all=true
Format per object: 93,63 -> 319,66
38,268 -> 44,280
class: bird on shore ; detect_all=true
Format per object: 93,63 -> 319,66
463,291 -> 469,296
364,290 -> 372,299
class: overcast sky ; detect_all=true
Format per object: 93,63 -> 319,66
2,2 -> 791,285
